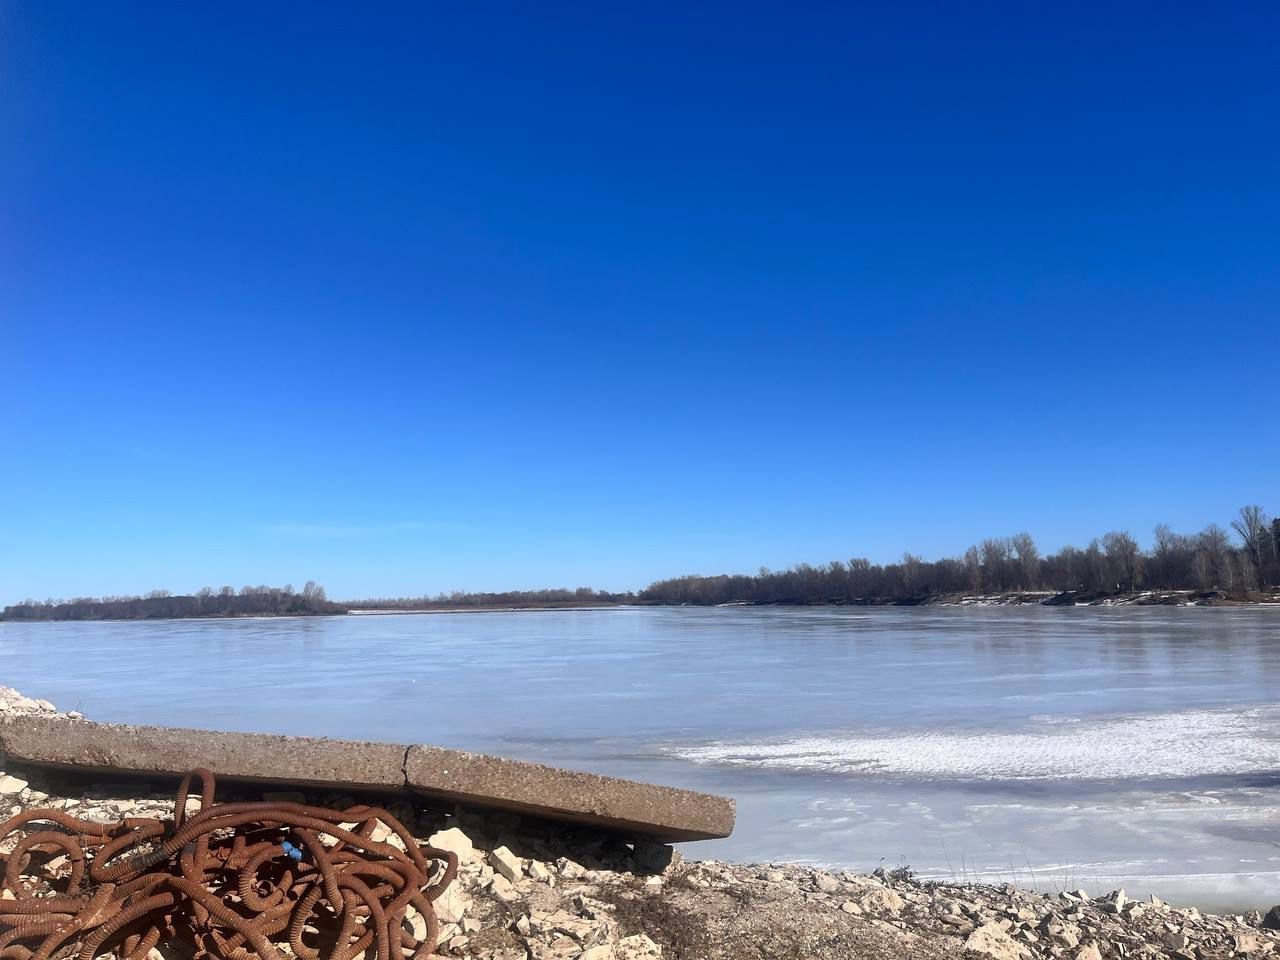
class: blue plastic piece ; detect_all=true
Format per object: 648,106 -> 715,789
281,840 -> 303,861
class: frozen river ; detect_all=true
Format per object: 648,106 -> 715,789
2,605 -> 1277,910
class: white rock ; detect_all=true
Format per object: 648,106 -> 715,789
43,855 -> 69,873
1075,946 -> 1102,960
1233,933 -> 1265,955
528,859 -> 553,883
402,905 -> 428,942
1099,889 -> 1127,914
434,884 -> 468,924
556,857 -> 586,879
965,922 -> 1028,960
581,947 -> 615,960
428,826 -> 475,863
853,883 -> 905,915
0,776 -> 29,795
489,845 -> 523,883
840,900 -> 863,914
489,874 -> 520,903
547,910 -> 597,942
814,873 -> 842,894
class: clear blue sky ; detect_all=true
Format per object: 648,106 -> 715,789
2,3 -> 1277,602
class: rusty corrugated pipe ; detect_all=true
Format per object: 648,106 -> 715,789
0,768 -> 456,960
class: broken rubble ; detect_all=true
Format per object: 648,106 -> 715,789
430,826 -> 476,863
489,844 -> 523,883
0,775 -> 28,795
966,921 -> 1028,960
528,859 -> 553,883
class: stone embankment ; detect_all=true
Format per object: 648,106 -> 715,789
0,687 -> 1277,959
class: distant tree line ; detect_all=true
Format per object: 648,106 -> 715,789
349,587 -> 631,610
6,506 -> 1279,620
1,582 -> 344,621
639,505 -> 1280,606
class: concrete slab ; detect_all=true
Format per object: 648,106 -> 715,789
0,716 -> 734,841
405,745 -> 735,841
0,715 -> 407,791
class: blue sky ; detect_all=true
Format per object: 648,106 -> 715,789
2,3 -> 1278,601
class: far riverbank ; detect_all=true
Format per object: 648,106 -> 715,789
6,587 -> 1280,622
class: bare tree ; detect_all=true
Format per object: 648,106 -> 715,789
1231,505 -> 1268,590
1150,524 -> 1195,589
1083,539 -> 1108,592
1010,533 -> 1040,589
1220,551 -> 1238,591
1102,531 -> 1141,591
1198,524 -> 1233,588
1192,550 -> 1213,590
979,538 -> 1012,592
901,553 -> 922,595
963,546 -> 982,592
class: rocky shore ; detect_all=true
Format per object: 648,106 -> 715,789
931,589 -> 1280,607
1,688 -> 1277,960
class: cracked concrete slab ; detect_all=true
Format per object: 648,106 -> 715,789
0,715 -> 735,841
405,744 -> 736,841
0,715 -> 407,791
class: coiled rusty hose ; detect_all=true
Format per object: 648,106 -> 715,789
0,769 -> 457,960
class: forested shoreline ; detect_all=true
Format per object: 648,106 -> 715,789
641,506 -> 1280,606
4,506 -> 1277,620
0,582 -> 345,622
349,587 -> 631,611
